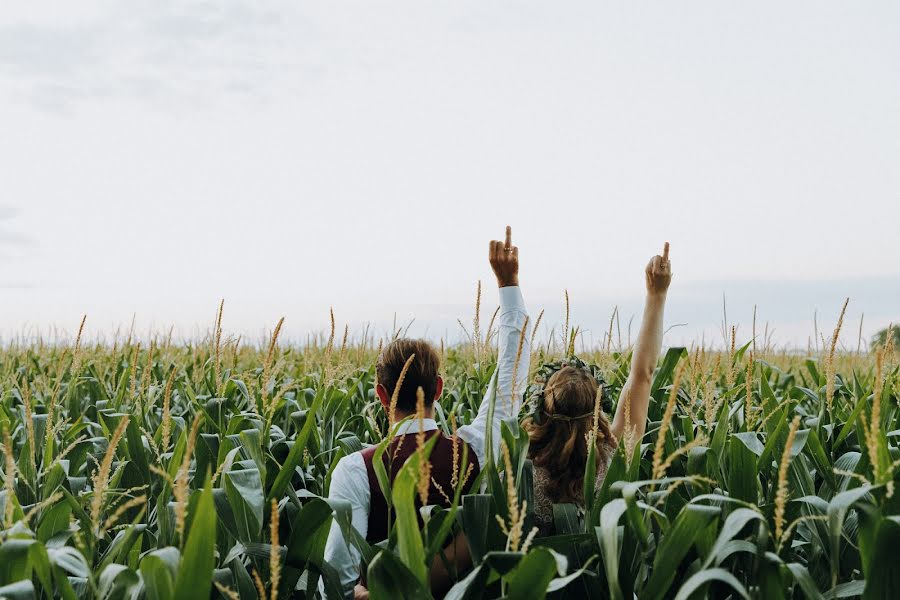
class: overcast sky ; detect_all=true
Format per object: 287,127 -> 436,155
1,1 -> 898,349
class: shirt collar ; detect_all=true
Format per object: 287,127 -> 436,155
393,418 -> 438,437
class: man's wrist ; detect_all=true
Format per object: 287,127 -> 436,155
497,276 -> 519,288
498,284 -> 525,311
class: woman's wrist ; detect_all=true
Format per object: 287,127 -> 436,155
646,290 -> 668,305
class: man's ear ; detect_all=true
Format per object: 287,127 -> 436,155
376,384 -> 390,411
434,376 -> 444,401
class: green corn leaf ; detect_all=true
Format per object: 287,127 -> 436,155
644,504 -> 720,597
140,547 -> 180,600
597,499 -> 628,600
0,580 -> 36,600
506,547 -> 562,600
827,485 -> 874,587
366,549 -> 432,600
390,434 -> 439,585
727,436 -> 760,503
444,563 -> 490,600
861,516 -> 900,599
173,476 -> 216,600
785,563 -> 825,600
223,467 -> 264,543
268,388 -> 325,502
97,564 -> 140,600
462,494 -> 492,565
553,503 -> 581,536
673,567 -> 749,600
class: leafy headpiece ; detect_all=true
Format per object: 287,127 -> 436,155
524,355 -> 610,425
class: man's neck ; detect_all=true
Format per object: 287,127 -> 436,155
390,407 -> 435,427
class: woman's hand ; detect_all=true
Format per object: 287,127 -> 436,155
353,584 -> 370,599
489,225 -> 519,288
645,242 -> 672,297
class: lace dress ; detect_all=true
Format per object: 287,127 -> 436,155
532,443 -> 615,537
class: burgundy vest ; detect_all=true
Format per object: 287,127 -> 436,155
361,431 -> 481,543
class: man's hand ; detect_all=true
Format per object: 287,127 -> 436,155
645,242 -> 672,297
489,225 -> 519,288
353,584 -> 370,600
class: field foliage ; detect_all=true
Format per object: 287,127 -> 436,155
0,309 -> 898,599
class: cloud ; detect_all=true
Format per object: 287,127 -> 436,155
0,282 -> 36,289
0,1 -> 297,112
0,205 -> 34,247
0,230 -> 33,245
522,276 -> 900,350
0,22 -> 105,76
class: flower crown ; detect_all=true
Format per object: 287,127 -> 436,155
524,355 -> 611,425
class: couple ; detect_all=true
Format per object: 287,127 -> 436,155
323,227 -> 672,599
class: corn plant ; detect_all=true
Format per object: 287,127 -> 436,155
0,312 -> 897,599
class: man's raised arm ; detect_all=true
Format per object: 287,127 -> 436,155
459,226 -> 531,466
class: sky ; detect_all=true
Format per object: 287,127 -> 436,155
1,1 -> 898,349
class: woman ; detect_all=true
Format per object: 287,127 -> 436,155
526,243 -> 672,535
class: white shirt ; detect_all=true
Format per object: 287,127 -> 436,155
322,286 -> 530,598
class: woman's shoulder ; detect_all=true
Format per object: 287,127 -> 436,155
531,465 -> 555,532
533,464 -> 553,490
599,437 -> 617,463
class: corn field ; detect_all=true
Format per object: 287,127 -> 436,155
0,309 -> 898,599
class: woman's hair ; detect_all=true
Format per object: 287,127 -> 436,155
523,366 -> 614,503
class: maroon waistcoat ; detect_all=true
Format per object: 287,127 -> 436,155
361,430 -> 481,543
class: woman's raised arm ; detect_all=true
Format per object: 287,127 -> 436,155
609,243 -> 672,443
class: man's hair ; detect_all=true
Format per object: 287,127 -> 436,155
376,338 -> 441,413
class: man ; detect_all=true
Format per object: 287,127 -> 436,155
322,226 -> 530,599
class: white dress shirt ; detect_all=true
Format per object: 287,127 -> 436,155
321,286 -> 530,598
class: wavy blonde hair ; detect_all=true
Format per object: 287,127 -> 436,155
523,366 -> 614,503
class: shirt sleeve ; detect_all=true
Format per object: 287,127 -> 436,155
322,452 -> 370,599
458,285 -> 530,467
